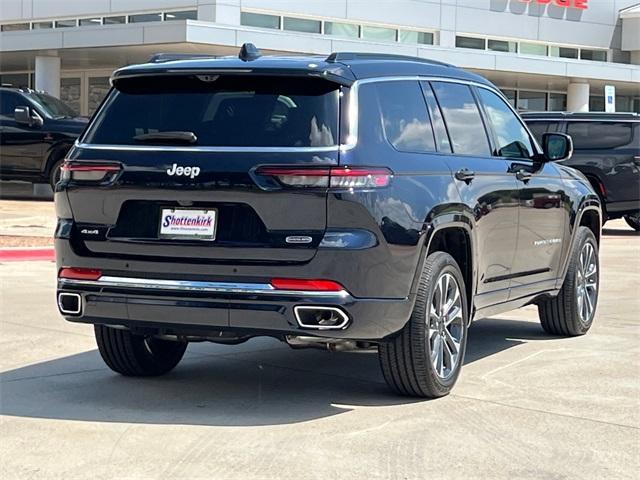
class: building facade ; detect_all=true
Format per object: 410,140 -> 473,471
1,0 -> 639,116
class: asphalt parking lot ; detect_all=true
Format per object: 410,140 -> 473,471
0,201 -> 638,479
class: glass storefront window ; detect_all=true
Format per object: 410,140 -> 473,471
399,30 -> 433,45
589,96 -> 605,112
549,93 -> 567,111
32,21 -> 53,29
60,77 -> 82,114
324,21 -> 359,38
361,25 -> 397,42
1,23 -> 29,32
128,13 -> 162,23
103,16 -> 126,25
0,73 -> 30,88
79,18 -> 102,27
164,10 -> 197,21
456,36 -> 485,50
517,91 -> 547,111
88,77 -> 111,115
240,12 -> 280,29
501,89 -> 517,108
520,42 -> 547,56
55,19 -> 77,28
550,46 -> 578,59
581,49 -> 607,62
488,39 -> 517,53
283,17 -> 321,34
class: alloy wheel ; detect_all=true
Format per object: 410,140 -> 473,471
427,272 -> 464,380
576,242 -> 598,324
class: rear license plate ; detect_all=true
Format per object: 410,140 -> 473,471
159,208 -> 217,241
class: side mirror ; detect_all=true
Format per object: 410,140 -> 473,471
14,106 -> 43,128
542,132 -> 573,162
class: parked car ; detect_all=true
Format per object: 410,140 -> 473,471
55,45 -> 602,398
522,112 -> 640,231
0,86 -> 89,189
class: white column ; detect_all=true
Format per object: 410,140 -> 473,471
35,55 -> 61,98
197,0 -> 240,25
567,82 -> 590,112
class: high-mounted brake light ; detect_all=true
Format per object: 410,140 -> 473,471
58,267 -> 103,281
255,166 -> 392,189
61,162 -> 121,182
270,278 -> 345,292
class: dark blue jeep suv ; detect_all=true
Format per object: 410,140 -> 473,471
55,46 -> 601,397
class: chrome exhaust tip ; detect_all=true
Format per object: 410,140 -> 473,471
58,292 -> 82,315
293,306 -> 350,330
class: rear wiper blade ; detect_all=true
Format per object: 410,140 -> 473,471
133,131 -> 197,144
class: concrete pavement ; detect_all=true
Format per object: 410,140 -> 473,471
0,219 -> 638,479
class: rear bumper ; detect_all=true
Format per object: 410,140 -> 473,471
55,240 -> 415,341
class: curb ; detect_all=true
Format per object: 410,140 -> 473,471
0,247 -> 55,262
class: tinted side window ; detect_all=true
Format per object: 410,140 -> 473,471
360,81 -> 435,153
431,82 -> 490,156
477,88 -> 535,159
567,122 -> 634,150
525,121 -> 557,145
0,91 -> 21,117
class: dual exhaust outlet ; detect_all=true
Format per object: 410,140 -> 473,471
58,292 -> 349,330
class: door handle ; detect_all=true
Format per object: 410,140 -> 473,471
454,168 -> 475,183
515,169 -> 533,183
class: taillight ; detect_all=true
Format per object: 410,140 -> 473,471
58,267 -> 102,281
270,278 -> 345,292
61,162 -> 121,182
255,166 -> 392,189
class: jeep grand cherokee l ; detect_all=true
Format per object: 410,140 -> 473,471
523,112 -> 640,231
55,46 -> 602,398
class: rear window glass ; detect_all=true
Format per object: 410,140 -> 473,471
566,122 -> 635,150
83,76 -> 339,147
359,81 -> 436,153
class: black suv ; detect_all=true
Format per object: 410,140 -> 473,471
522,112 -> 640,231
0,86 -> 88,188
55,46 -> 602,398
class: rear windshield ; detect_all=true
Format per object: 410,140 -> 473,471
83,75 -> 339,147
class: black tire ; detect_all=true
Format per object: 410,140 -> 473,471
538,227 -> 599,336
624,214 -> 640,232
378,251 -> 468,398
95,325 -> 187,376
48,158 -> 64,190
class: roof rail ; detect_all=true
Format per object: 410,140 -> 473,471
326,52 -> 452,67
148,53 -> 218,63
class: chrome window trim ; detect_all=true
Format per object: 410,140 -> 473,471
59,276 -> 349,297
341,75 -> 512,151
74,142 -> 340,153
76,75 -> 510,154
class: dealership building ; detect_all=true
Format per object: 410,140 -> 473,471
1,0 -> 639,116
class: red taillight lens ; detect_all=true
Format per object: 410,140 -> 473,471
270,278 -> 344,291
61,162 -> 121,182
58,267 -> 102,281
255,166 -> 392,189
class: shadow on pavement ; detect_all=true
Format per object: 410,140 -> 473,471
0,318 -> 551,426
602,228 -> 638,237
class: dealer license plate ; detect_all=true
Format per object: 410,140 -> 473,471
159,208 -> 217,240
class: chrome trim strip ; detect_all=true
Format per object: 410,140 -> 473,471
59,276 -> 349,297
74,142 -> 340,153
